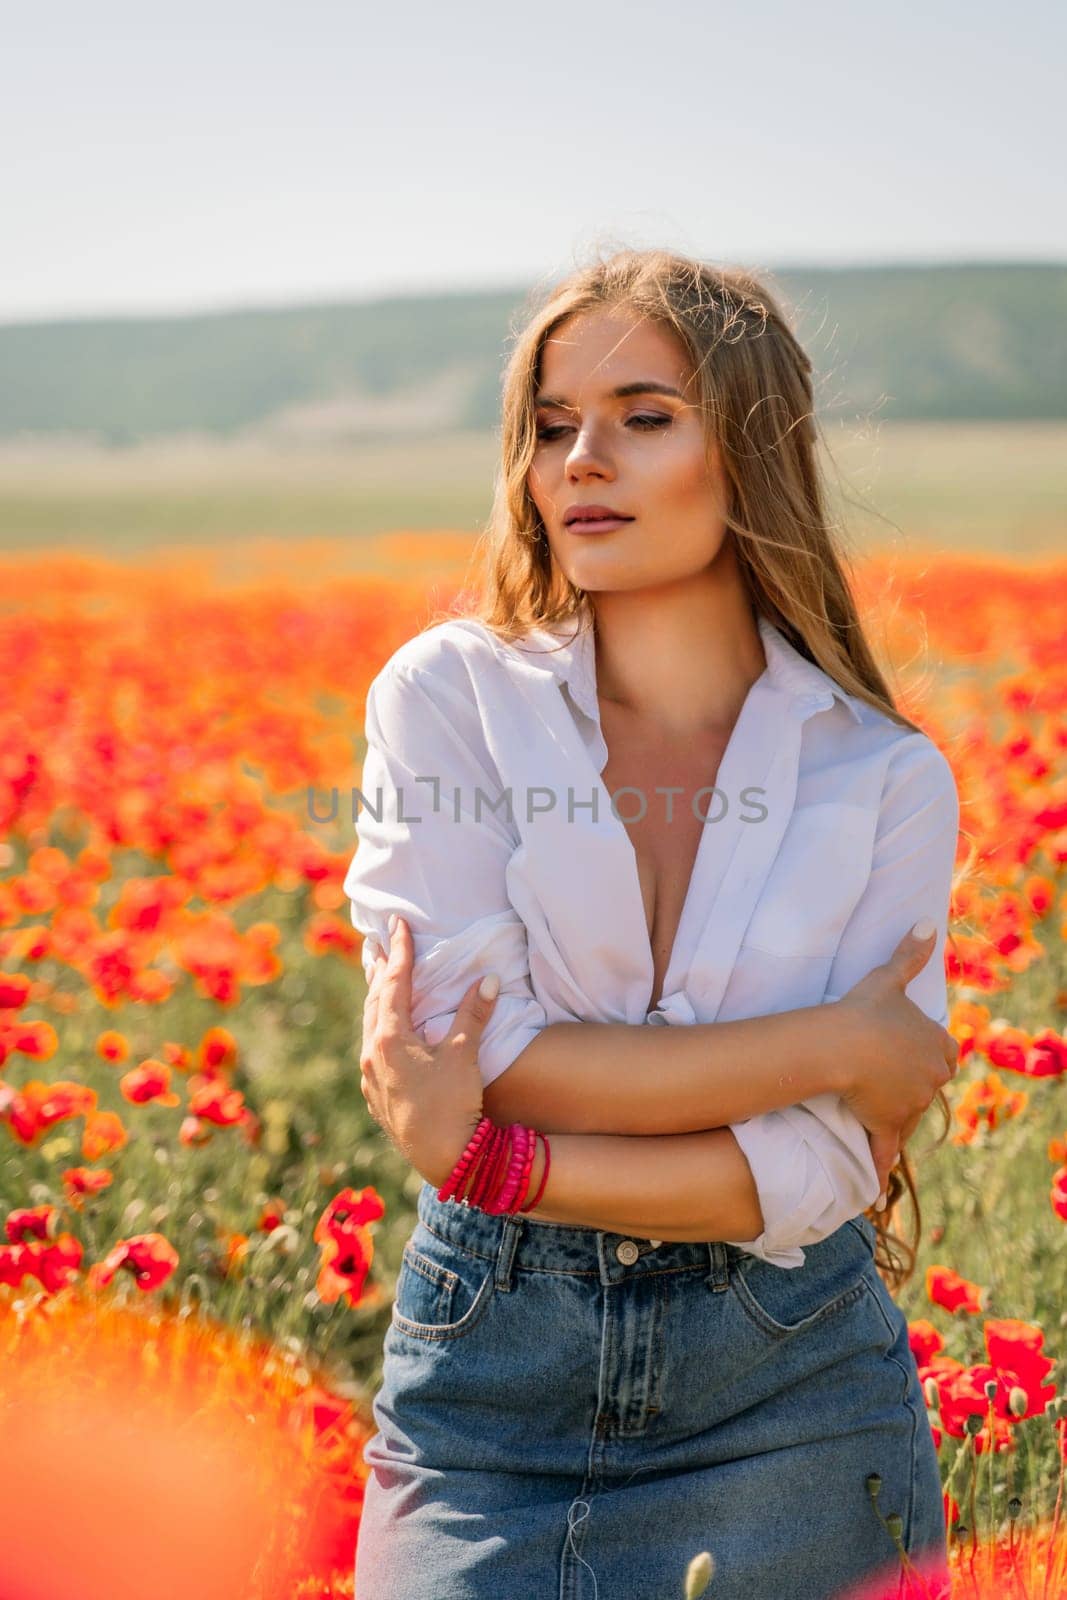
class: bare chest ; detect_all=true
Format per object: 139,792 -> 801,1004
599,710 -> 730,1012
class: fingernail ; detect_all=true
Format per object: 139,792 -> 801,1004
478,973 -> 500,1001
876,1191 -> 887,1211
388,913 -> 398,935
910,916 -> 936,940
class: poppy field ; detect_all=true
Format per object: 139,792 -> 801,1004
1,536 -> 1066,1598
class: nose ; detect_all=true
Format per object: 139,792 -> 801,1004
565,421 -> 615,482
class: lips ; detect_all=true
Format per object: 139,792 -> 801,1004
563,505 -> 634,527
566,516 -> 633,535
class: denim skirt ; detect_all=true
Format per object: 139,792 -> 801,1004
354,1182 -> 949,1600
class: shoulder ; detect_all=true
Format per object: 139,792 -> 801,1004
380,617 -> 507,677
372,618 -> 511,698
874,726 -> 959,840
806,689 -> 959,855
829,684 -> 956,797
880,722 -> 957,793
807,683 -> 957,814
364,620 -> 517,756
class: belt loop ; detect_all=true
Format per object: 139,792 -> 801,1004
704,1240 -> 731,1293
494,1214 -> 523,1292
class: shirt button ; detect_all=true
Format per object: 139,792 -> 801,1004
615,1240 -> 640,1265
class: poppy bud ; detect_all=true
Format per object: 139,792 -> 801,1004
684,1551 -> 715,1599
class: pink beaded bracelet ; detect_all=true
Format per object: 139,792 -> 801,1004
437,1116 -> 551,1216
438,1118 -> 492,1204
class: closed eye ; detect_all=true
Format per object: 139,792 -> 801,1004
535,413 -> 672,442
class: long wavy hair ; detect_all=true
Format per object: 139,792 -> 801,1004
424,245 -> 962,1292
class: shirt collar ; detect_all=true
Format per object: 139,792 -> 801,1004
517,608 -> 864,727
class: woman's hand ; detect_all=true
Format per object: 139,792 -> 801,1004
832,919 -> 959,1201
359,914 -> 500,1189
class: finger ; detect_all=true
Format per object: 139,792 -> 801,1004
899,1109 -> 923,1143
443,973 -> 500,1049
363,940 -> 385,1005
873,1165 -> 892,1202
378,914 -> 414,1036
364,984 -> 380,1037
867,1127 -> 898,1199
363,950 -> 388,1035
887,918 -> 937,985
364,949 -> 385,1000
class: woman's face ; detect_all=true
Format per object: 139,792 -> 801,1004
527,307 -> 732,596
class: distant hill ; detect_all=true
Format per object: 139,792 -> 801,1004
0,263 -> 1063,445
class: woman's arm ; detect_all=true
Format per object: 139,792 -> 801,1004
490,1127 -> 765,1244
482,1003 -> 851,1134
346,655 -> 952,1261
485,736 -> 959,1148
485,735 -> 960,1261
346,654 -> 850,1134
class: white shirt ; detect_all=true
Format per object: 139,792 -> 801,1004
343,608 -> 959,1268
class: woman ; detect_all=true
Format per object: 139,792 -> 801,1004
345,250 -> 960,1599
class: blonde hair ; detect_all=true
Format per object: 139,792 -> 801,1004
425,245 -> 958,1292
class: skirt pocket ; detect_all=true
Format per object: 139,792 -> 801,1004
727,1218 -> 872,1340
390,1222 -> 498,1343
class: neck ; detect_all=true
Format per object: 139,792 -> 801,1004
589,577 -> 766,741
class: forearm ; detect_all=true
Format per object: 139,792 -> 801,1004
482,1002 -> 852,1137
505,1127 -> 764,1243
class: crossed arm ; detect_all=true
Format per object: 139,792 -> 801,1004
478,1005 -> 853,1242
345,660 -> 959,1258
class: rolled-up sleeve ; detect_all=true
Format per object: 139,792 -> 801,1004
724,735 -> 961,1268
343,658 -> 549,1089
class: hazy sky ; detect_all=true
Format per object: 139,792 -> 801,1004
4,0 -> 1063,323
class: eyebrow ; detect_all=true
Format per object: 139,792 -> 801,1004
533,381 -> 685,409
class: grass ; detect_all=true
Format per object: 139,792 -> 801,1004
0,420 -> 1063,556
